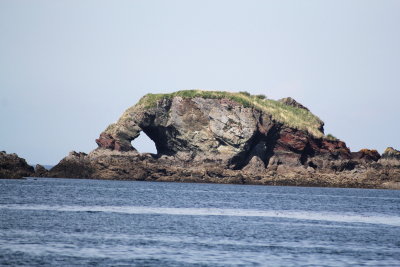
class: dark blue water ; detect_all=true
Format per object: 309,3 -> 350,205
0,178 -> 399,266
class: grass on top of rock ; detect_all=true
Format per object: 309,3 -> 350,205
326,134 -> 338,141
130,90 -> 326,138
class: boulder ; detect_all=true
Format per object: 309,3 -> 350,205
351,149 -> 381,162
278,97 -> 310,111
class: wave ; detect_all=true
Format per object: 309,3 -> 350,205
1,204 -> 399,226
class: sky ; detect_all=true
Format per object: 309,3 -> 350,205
0,0 -> 399,165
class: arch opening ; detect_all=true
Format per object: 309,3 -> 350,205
131,132 -> 157,154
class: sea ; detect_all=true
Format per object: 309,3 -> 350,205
0,178 -> 399,266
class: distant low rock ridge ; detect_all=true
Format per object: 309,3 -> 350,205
43,90 -> 400,189
0,151 -> 51,179
0,151 -> 34,179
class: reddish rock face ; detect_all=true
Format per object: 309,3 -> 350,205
275,128 -> 308,152
351,149 -> 381,162
319,139 -> 352,159
96,133 -> 132,152
267,127 -> 353,169
96,133 -> 116,150
273,128 -> 351,161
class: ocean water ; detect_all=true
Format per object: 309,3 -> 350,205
0,178 -> 399,266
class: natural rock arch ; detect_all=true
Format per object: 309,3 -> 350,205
95,92 -> 350,170
131,131 -> 157,154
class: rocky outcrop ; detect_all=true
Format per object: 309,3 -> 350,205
351,149 -> 381,162
0,151 -> 34,179
378,147 -> 400,171
93,94 -> 342,168
382,147 -> 400,160
34,164 -> 49,177
278,97 -> 310,111
49,151 -> 93,178
49,90 -> 400,189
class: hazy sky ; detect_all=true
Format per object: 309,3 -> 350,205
1,0 -> 399,165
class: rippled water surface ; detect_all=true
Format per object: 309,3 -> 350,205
1,178 -> 399,266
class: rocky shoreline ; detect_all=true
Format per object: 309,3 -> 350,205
2,91 -> 400,189
45,147 -> 400,190
0,151 -> 49,179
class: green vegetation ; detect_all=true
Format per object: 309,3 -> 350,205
384,147 -> 400,156
131,89 -> 325,138
326,134 -> 338,141
255,94 -> 267,100
239,91 -> 251,97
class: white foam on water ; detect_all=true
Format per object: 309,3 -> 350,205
1,204 -> 400,226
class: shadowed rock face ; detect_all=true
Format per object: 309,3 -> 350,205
351,149 -> 381,162
49,93 -> 400,189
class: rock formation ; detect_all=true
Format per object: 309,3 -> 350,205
34,164 -> 49,177
382,147 -> 400,160
278,97 -> 310,111
48,90 -> 400,189
0,151 -> 35,179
